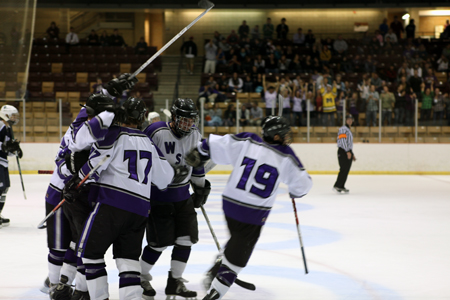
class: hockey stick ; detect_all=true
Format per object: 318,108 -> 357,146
36,155 -> 110,229
129,0 -> 214,79
10,127 -> 26,200
200,205 -> 256,291
291,198 -> 308,274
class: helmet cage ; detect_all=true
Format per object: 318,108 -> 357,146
170,100 -> 199,137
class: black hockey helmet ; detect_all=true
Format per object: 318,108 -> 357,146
170,98 -> 199,137
122,97 -> 147,126
261,115 -> 292,145
84,94 -> 115,116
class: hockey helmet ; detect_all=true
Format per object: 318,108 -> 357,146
261,115 -> 292,145
122,97 -> 147,126
148,111 -> 161,123
0,105 -> 20,125
84,94 -> 115,116
170,98 -> 198,137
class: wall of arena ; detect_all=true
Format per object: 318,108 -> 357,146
9,143 -> 450,174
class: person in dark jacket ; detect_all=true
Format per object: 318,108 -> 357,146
181,36 -> 198,75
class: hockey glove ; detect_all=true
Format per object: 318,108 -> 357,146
172,165 -> 189,184
2,139 -> 21,153
63,176 -> 83,203
105,73 -> 138,97
65,150 -> 90,174
191,179 -> 211,208
16,147 -> 23,159
185,148 -> 209,168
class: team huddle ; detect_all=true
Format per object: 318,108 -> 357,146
40,73 -> 313,300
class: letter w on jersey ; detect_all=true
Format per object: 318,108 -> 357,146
165,141 -> 176,154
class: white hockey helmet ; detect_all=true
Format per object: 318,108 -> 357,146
147,111 -> 161,123
0,105 -> 20,125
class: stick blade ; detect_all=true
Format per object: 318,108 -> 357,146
198,0 -> 214,9
37,223 -> 47,229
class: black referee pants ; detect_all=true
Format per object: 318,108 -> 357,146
334,148 -> 353,189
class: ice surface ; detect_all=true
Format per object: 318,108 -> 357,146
1,174 -> 450,300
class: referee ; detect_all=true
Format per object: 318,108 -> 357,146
333,114 -> 356,193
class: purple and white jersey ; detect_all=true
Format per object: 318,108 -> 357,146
143,121 -> 205,202
198,132 -> 312,225
80,126 -> 174,216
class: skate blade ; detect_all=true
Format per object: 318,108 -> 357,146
165,295 -> 197,300
39,285 -> 50,294
142,295 -> 155,300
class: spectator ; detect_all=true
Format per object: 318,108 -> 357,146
181,36 -> 197,75
289,54 -> 302,73
305,29 -> 316,47
87,29 -> 99,46
65,27 -> 79,52
227,55 -> 241,73
336,91 -> 346,125
276,18 -> 289,40
405,19 -> 416,39
198,84 -> 218,104
204,40 -> 217,73
253,73 -> 264,93
265,39 -> 276,55
134,37 -> 148,54
249,101 -> 263,126
279,84 -> 292,124
379,18 -> 389,36
251,25 -> 260,40
437,55 -> 449,72
218,37 -> 231,54
92,78 -> 103,94
110,28 -> 125,46
206,76 -> 217,89
227,30 -> 239,46
320,45 -> 332,66
216,48 -> 226,66
385,29 -> 398,43
433,88 -> 445,125
218,74 -> 229,92
254,54 -> 266,73
212,31 -> 223,45
278,55 -> 289,72
250,38 -> 264,56
238,20 -> 250,39
293,28 -> 305,45
321,83 -> 337,126
46,21 -> 59,39
366,85 -> 379,126
238,47 -> 248,62
405,88 -> 416,126
238,103 -> 250,126
390,16 -> 404,40
370,72 -> 382,89
228,72 -> 244,93
364,55 -> 376,73
420,82 -> 434,122
243,75 -> 254,93
348,92 -> 360,125
223,104 -> 237,126
263,18 -> 274,40
99,30 -> 109,46
204,102 -> 223,126
394,84 -> 406,125
265,53 -> 279,74
409,70 -> 423,94
423,68 -> 437,89
380,85 -> 395,125
263,74 -> 279,116
410,63 -> 423,78
292,86 -> 304,126
333,35 -> 348,54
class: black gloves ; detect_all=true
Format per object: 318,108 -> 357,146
65,150 -> 90,174
191,179 -> 211,208
105,73 -> 138,97
62,176 -> 82,203
16,148 -> 23,159
2,139 -> 22,158
172,165 -> 189,184
185,148 -> 209,168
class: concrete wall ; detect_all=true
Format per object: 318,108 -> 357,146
9,143 -> 450,174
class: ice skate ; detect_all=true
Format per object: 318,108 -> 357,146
203,258 -> 222,291
40,277 -> 56,294
165,271 -> 197,299
50,276 -> 73,300
0,215 -> 10,227
70,290 -> 90,300
141,280 -> 156,300
333,186 -> 349,194
202,289 -> 220,300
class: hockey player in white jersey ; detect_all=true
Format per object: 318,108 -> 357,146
68,98 -> 187,300
185,116 -> 313,300
139,98 -> 211,299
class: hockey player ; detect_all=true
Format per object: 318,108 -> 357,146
0,105 -> 22,228
49,94 -> 116,300
70,98 -> 187,300
139,98 -> 211,300
185,116 -> 313,300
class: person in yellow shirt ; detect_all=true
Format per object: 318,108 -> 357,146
320,83 -> 337,126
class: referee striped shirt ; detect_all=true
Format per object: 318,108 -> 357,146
337,125 -> 353,152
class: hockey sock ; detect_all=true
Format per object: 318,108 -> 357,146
209,256 -> 242,300
140,245 -> 164,281
60,242 -> 78,284
75,258 -> 88,292
48,249 -> 66,285
83,257 -> 109,300
116,258 -> 142,300
0,189 -> 6,214
170,244 -> 191,279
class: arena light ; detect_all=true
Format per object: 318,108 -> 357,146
402,13 -> 410,20
419,10 -> 450,16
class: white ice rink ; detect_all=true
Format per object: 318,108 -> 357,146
1,174 -> 450,300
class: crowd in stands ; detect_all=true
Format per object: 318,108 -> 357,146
199,17 -> 450,127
